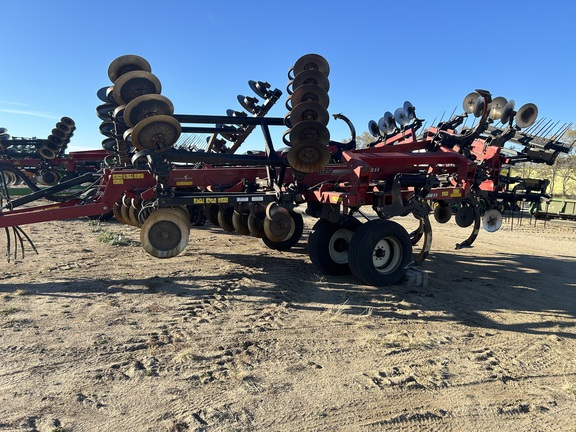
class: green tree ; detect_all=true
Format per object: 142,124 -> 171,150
559,127 -> 576,155
552,127 -> 576,197
558,154 -> 576,197
355,131 -> 376,149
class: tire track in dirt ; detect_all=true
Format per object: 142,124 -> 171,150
2,216 -> 575,430
256,391 -> 454,431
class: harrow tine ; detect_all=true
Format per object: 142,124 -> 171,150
529,117 -> 547,137
12,227 -> 24,260
532,118 -> 548,134
540,120 -> 559,138
0,170 -> 10,205
191,133 -> 208,151
4,227 -> 10,263
2,225 -> 37,262
534,119 -> 553,138
524,117 -> 545,136
14,226 -> 38,256
553,122 -> 571,140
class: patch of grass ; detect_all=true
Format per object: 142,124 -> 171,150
323,300 -> 350,320
88,220 -> 102,229
90,221 -> 134,246
96,230 -> 133,246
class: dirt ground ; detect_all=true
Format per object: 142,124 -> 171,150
0,211 -> 575,432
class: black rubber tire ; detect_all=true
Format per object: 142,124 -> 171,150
261,211 -> 303,251
308,219 -> 354,275
348,219 -> 413,286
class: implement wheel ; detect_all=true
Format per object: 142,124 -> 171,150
348,219 -> 413,286
108,54 -> 152,82
248,205 -> 266,238
286,141 -> 331,173
232,210 -> 250,235
113,70 -> 162,106
262,209 -> 303,251
217,205 -> 235,232
140,208 -> 190,258
187,205 -> 207,226
205,204 -> 220,227
308,220 -> 354,275
455,203 -> 475,228
131,114 -> 181,151
113,198 -> 129,225
124,94 -> 175,127
290,101 -> 329,126
128,198 -> 143,227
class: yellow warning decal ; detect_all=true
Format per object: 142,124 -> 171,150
176,181 -> 193,186
451,190 -> 462,197
192,197 -> 229,205
112,173 -> 145,184
330,195 -> 342,204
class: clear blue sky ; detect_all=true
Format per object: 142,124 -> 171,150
1,0 -> 575,152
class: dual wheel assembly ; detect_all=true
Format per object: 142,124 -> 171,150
308,218 -> 413,286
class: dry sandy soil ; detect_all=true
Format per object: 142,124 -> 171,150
0,211 -> 575,431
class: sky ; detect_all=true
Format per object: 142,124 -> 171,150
1,0 -> 575,153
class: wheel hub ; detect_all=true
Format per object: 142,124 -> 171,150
328,228 -> 354,265
372,238 -> 401,274
148,220 -> 182,251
